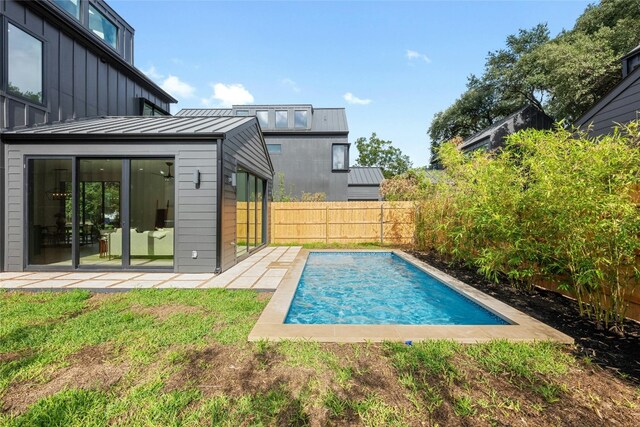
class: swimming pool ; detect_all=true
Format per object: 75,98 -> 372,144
285,252 -> 508,325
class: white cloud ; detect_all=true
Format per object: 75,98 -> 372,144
281,78 -> 300,93
406,49 -> 431,63
201,83 -> 254,108
343,92 -> 372,106
160,75 -> 196,99
142,65 -> 164,81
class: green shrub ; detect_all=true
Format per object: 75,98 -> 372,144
415,122 -> 640,329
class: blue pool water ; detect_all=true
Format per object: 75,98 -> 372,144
285,252 -> 509,325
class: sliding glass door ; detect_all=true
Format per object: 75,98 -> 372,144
78,159 -> 122,266
26,157 -> 174,270
27,159 -> 73,267
236,169 -> 266,258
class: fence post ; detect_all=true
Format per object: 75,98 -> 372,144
325,204 -> 329,244
380,203 -> 384,245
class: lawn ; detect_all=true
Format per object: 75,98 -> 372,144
1,289 -> 638,426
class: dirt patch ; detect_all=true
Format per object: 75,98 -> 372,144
255,291 -> 273,302
409,250 -> 640,384
131,304 -> 203,321
2,343 -> 127,414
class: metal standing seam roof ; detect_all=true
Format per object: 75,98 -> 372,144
175,107 -> 349,133
3,116 -> 256,137
348,167 -> 384,186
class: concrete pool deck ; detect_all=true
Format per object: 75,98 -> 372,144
0,246 -> 301,291
248,249 -> 574,344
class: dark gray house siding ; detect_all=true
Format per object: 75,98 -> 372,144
2,116 -> 273,273
0,0 -> 176,272
219,122 -> 273,271
347,167 -> 383,201
0,0 -> 174,130
177,105 -> 350,201
575,47 -> 640,136
459,105 -> 554,153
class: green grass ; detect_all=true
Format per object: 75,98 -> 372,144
1,290 -> 637,426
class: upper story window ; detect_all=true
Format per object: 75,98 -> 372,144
7,24 -> 43,104
332,144 -> 349,171
141,100 -> 168,116
53,0 -> 80,20
236,110 -> 250,116
294,110 -> 308,128
275,110 -> 288,128
256,110 -> 269,128
89,4 -> 118,49
266,144 -> 281,154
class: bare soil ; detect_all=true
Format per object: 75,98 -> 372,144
409,249 -> 640,384
2,343 -> 126,413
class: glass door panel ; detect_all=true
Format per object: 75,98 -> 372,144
78,159 -> 122,266
248,175 -> 256,251
28,159 -> 73,266
236,171 -> 248,257
129,159 -> 175,267
256,178 -> 264,246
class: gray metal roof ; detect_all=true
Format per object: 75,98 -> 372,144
348,167 -> 384,186
174,108 -> 234,117
3,116 -> 255,138
175,105 -> 349,133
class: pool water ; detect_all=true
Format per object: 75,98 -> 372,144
285,252 -> 509,325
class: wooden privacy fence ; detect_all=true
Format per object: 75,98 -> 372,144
270,201 -> 416,244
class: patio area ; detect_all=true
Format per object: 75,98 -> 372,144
0,246 -> 301,291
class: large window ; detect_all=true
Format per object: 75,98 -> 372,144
28,159 -> 73,266
294,110 -> 308,128
53,0 -> 80,19
275,110 -> 288,128
256,110 -> 269,128
89,4 -> 117,49
7,24 -> 43,103
332,144 -> 349,171
27,157 -> 174,269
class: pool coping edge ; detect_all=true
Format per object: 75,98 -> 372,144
248,249 -> 574,344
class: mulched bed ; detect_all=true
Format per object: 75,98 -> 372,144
409,250 -> 640,384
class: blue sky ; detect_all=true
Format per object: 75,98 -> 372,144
113,0 -> 591,166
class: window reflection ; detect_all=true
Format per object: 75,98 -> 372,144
89,5 -> 118,49
8,24 -> 43,103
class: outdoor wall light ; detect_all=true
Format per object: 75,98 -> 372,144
193,169 -> 200,188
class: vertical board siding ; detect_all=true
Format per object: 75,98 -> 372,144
0,0 -> 172,132
270,201 -> 415,244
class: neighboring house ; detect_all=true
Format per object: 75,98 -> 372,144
575,44 -> 640,135
458,105 -> 554,153
177,105 -> 352,201
0,0 -> 272,273
347,167 -> 384,201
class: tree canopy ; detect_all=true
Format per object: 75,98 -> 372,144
428,0 -> 640,162
354,133 -> 412,179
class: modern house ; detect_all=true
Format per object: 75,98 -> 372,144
176,105 -> 382,201
458,105 -> 554,153
0,0 -> 273,273
575,44 -> 640,135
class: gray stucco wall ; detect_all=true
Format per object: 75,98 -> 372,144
220,122 -> 273,271
4,141 -> 218,273
267,135 -> 348,201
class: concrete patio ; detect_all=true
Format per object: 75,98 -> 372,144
0,246 -> 301,291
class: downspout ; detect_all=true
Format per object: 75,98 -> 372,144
215,138 -> 223,273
